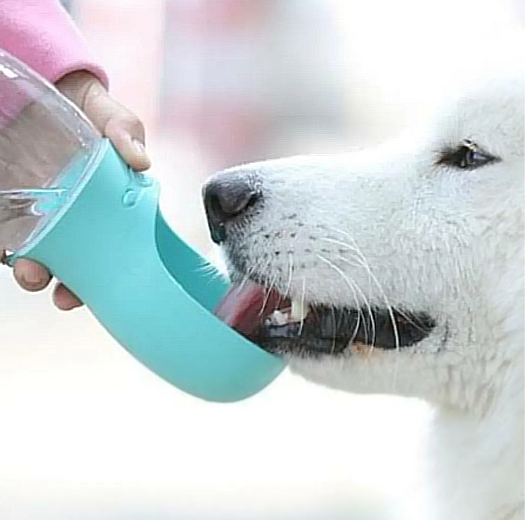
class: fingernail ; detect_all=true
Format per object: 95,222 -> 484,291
14,260 -> 49,290
21,272 -> 45,288
133,139 -> 146,156
62,301 -> 82,311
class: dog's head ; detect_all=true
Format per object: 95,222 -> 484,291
203,47 -> 524,414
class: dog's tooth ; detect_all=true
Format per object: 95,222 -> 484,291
291,298 -> 309,321
270,310 -> 288,326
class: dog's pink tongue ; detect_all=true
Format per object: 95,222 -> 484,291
215,280 -> 281,336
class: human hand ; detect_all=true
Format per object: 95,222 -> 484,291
12,70 -> 151,310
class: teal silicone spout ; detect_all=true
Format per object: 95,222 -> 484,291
0,49 -> 285,402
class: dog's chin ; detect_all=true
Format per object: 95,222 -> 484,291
215,276 -> 436,358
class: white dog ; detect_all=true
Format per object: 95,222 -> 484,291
204,39 -> 524,520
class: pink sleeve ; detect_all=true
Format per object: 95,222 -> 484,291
0,0 -> 108,87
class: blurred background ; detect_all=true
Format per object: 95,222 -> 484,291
0,0 -> 522,519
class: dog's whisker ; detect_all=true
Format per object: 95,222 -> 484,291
320,236 -> 367,261
331,240 -> 400,353
327,253 -> 377,348
259,271 -> 278,317
298,276 -> 306,336
285,252 -> 294,300
330,305 -> 337,355
316,253 -> 365,345
236,266 -> 255,294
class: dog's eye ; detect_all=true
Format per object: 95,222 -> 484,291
438,140 -> 496,169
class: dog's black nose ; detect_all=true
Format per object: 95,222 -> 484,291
203,173 -> 261,244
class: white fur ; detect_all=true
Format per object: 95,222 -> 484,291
212,40 -> 524,519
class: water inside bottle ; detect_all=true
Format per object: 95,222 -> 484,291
0,49 -> 105,254
0,187 -> 66,217
0,187 -> 67,252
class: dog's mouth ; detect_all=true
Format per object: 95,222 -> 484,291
216,280 -> 435,357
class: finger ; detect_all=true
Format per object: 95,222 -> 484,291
53,282 -> 83,311
104,114 -> 151,172
82,88 -> 151,172
57,75 -> 151,172
13,259 -> 51,292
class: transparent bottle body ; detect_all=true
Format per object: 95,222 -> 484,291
0,49 -> 102,253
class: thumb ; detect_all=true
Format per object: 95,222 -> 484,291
103,107 -> 151,172
80,83 -> 151,172
56,71 -> 151,172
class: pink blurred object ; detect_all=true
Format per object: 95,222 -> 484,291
74,0 -> 165,135
0,0 -> 107,132
0,0 -> 107,85
161,0 -> 273,169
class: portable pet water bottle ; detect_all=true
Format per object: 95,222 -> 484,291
0,49 -> 284,402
